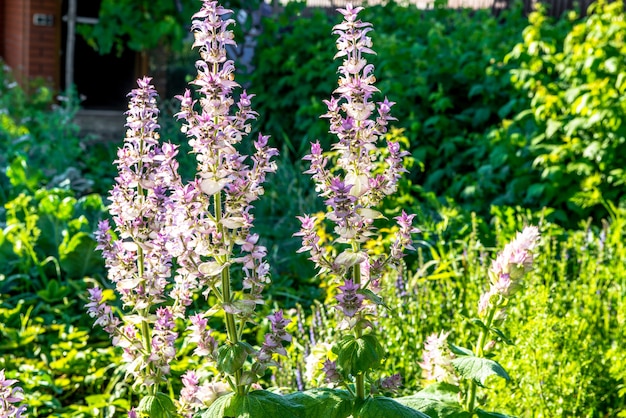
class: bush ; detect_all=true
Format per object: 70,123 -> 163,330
248,2 -> 528,207
470,0 -> 626,223
278,205 -> 626,416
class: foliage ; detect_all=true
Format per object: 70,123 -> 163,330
0,159 -> 106,285
0,62 -> 92,202
470,0 -> 626,222
1,0 -> 626,416
76,0 -> 195,55
77,0 -> 264,59
0,178 -> 122,416
280,204 -> 626,416
482,209 -> 626,416
0,279 -> 126,417
248,2 -> 528,207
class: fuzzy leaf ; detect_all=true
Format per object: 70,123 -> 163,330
396,383 -> 469,417
358,396 -> 430,418
285,388 -> 353,418
217,342 -> 252,375
448,343 -> 473,357
475,409 -> 516,418
334,334 -> 385,376
59,232 -> 100,279
137,393 -> 177,418
489,327 -> 514,346
202,390 -> 302,418
360,289 -> 390,310
451,356 -> 510,386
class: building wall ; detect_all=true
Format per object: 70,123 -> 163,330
3,0 -> 28,82
2,0 -> 60,89
0,0 -> 5,58
29,0 -> 61,87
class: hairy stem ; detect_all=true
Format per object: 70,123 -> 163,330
466,302 -> 498,414
352,241 -> 366,400
215,191 -> 244,395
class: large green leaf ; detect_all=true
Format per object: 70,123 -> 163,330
217,342 -> 254,375
59,232 -> 100,279
202,390 -> 302,418
451,356 -> 510,386
137,393 -> 177,418
334,334 -> 385,376
357,396 -> 431,418
285,388 -> 353,418
475,409 -> 516,418
396,383 -> 469,418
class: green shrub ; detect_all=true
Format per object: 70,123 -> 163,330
248,2 -> 527,203
472,0 -> 626,222
278,203 -> 626,416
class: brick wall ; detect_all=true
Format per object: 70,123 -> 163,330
29,0 -> 61,88
3,0 -> 28,83
2,0 -> 60,89
0,0 -> 4,58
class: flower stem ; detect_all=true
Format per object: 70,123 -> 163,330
466,302 -> 498,414
214,191 -> 244,395
137,243 -> 157,396
352,242 -> 366,400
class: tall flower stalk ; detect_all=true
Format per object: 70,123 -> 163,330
465,226 -> 541,414
417,225 -> 541,416
296,3 -> 417,400
90,76 -> 181,400
172,0 -> 281,398
90,1 -> 284,415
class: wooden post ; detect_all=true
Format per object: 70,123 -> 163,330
65,0 -> 77,92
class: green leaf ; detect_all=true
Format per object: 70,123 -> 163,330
59,232 -> 100,279
217,342 -> 253,375
358,396 -> 430,418
489,327 -> 514,346
545,120 -> 562,139
360,289 -> 390,310
285,388 -> 353,418
604,57 -> 618,73
397,383 -> 468,417
137,393 -> 177,418
202,390 -> 302,418
451,356 -> 510,386
448,343 -> 473,357
334,334 -> 385,376
475,409 -> 516,418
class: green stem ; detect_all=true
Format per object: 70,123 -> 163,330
352,241 -> 366,400
466,302 -> 498,414
137,244 -> 157,396
214,192 -> 244,395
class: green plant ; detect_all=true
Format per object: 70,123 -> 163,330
0,169 -> 106,289
0,63 -> 92,200
474,0 -> 626,222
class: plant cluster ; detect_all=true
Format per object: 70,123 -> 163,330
1,0 -> 625,416
247,2 -> 528,209
473,0 -> 626,222
249,0 -> 626,226
84,2 -> 547,417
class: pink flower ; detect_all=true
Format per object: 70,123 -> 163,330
419,331 -> 458,385
489,226 -> 541,297
335,279 -> 365,317
0,369 -> 26,417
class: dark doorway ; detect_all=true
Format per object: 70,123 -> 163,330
61,0 -> 136,109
